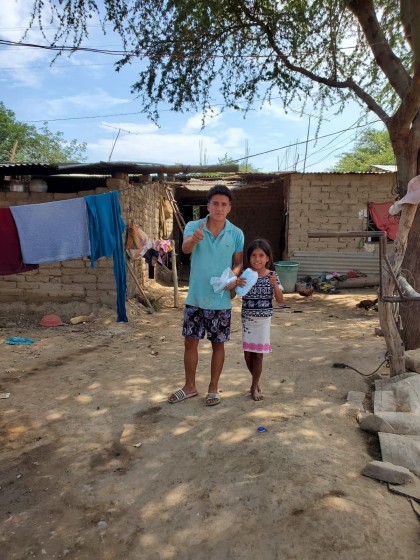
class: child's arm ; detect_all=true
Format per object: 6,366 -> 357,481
230,287 -> 237,299
274,284 -> 284,304
270,271 -> 285,304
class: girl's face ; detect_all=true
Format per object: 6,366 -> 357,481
249,248 -> 269,272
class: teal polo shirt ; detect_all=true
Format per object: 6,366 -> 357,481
185,217 -> 244,310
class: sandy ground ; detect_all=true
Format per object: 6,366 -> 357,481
0,284 -> 419,560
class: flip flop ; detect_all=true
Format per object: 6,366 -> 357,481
205,392 -> 221,406
168,389 -> 198,403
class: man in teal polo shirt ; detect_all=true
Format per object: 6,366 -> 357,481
168,185 -> 244,406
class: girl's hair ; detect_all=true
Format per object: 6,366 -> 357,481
247,238 -> 274,269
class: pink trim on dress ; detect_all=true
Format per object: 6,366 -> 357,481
243,342 -> 272,353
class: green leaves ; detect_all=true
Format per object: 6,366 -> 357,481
27,1 -> 414,124
332,127 -> 396,172
0,102 -> 87,163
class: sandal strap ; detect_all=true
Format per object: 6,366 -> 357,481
173,389 -> 186,400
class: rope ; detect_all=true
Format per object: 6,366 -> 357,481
332,352 -> 390,377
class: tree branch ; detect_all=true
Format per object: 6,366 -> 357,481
385,2 -> 420,131
346,0 -> 411,98
401,0 -> 420,73
390,75 -> 420,130
252,21 -> 390,122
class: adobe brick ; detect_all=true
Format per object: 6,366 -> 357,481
106,178 -> 128,189
37,269 -> 62,276
5,192 -> 28,201
53,193 -> 75,200
64,275 -> 97,284
29,193 -> 54,202
62,260 -> 86,268
16,275 -> 43,283
97,282 -> 117,290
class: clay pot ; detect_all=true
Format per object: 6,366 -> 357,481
29,179 -> 48,193
9,182 -> 26,192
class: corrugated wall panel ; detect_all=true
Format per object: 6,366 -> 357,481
291,249 -> 394,278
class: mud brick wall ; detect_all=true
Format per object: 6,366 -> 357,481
119,179 -> 172,292
0,178 -> 172,306
287,173 -> 396,255
230,176 -> 288,262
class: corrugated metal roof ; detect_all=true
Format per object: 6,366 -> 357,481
0,161 -> 239,176
291,249 -> 394,278
1,161 -> 397,177
0,162 -> 57,172
368,165 -> 397,173
175,177 -> 246,192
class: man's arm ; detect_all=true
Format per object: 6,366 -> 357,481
221,251 -> 243,291
231,251 -> 243,278
182,222 -> 205,254
182,235 -> 196,255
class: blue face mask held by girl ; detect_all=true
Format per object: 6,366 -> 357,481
235,268 -> 258,296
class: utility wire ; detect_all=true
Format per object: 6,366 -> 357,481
0,37 -> 378,59
231,119 -> 380,164
21,97 -> 343,123
100,118 -> 380,167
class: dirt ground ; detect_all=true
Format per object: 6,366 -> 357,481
0,284 -> 419,560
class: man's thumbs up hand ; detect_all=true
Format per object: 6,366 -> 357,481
192,221 -> 205,244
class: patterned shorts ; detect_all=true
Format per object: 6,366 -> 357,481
182,305 -> 231,342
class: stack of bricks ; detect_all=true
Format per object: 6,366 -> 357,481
287,173 -> 396,255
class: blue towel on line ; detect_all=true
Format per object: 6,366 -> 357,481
85,191 -> 128,323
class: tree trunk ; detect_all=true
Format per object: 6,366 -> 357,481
400,207 -> 420,349
379,121 -> 420,375
379,205 -> 417,376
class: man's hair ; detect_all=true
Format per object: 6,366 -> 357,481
207,184 -> 232,202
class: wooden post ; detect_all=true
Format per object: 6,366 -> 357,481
125,257 -> 155,314
171,240 -> 179,308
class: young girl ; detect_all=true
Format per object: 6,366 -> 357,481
239,239 -> 284,401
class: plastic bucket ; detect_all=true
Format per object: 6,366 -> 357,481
274,261 -> 299,293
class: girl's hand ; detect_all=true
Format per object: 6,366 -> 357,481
237,276 -> 247,288
269,271 -> 277,287
225,276 -> 246,291
225,277 -> 238,291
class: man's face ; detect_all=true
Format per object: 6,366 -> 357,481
207,194 -> 231,222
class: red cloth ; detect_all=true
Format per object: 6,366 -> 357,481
368,202 -> 399,240
0,208 -> 38,275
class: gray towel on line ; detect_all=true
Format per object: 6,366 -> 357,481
10,198 -> 90,264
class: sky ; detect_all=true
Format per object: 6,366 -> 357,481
0,0 -> 379,172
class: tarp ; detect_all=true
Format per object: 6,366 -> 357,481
368,202 -> 399,240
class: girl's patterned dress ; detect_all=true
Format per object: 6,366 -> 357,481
241,272 -> 282,353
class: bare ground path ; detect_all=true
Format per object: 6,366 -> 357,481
0,287 -> 419,559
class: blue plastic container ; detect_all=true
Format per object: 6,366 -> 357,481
235,268 -> 258,296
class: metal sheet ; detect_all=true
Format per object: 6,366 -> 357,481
292,249 -> 394,278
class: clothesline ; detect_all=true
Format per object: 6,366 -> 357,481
1,191 -> 128,322
1,188 -> 178,322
